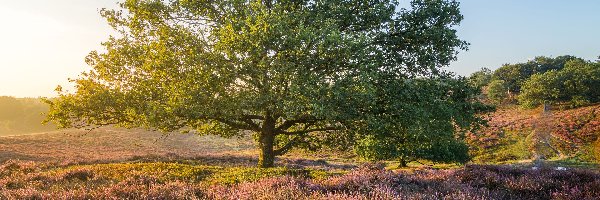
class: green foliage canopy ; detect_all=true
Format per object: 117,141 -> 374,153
490,55 -> 583,99
354,77 -> 491,166
468,67 -> 492,90
486,79 -> 508,105
45,0 -> 477,167
519,60 -> 600,108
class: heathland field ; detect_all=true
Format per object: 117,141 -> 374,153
1,127 -> 600,199
0,128 -> 256,165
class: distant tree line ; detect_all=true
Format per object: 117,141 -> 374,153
0,96 -> 56,135
468,55 -> 600,109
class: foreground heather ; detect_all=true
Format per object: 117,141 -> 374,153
1,161 -> 599,200
207,164 -> 600,200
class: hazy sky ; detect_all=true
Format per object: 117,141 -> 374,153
1,0 -> 599,97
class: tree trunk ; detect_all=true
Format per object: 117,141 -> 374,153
258,133 -> 275,168
398,158 -> 407,168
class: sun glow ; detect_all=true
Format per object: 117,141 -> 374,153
0,2 -> 114,98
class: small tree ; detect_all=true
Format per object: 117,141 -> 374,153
354,77 -> 492,166
468,67 -> 492,89
486,80 -> 508,105
45,0 -> 471,168
517,71 -> 561,108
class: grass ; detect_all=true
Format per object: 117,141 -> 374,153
41,162 -> 335,185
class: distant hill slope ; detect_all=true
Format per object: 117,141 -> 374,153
469,104 -> 600,163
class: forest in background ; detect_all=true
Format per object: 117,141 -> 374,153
0,96 -> 56,136
468,55 -> 600,108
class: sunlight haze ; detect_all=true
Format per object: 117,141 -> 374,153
0,0 -> 117,97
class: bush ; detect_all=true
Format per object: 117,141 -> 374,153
487,80 -> 509,104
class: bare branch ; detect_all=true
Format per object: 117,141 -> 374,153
239,115 -> 262,131
242,115 -> 264,120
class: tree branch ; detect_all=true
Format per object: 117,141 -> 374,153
242,115 -> 264,120
276,119 -> 308,131
277,127 -> 339,135
274,135 -> 304,156
275,115 -> 320,131
215,118 -> 260,132
240,115 -> 262,131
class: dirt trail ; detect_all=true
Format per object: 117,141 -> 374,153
530,105 -> 564,162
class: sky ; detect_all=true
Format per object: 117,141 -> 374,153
0,0 -> 599,98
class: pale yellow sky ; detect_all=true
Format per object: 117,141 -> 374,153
0,1 -> 118,97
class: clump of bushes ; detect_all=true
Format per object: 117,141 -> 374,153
519,60 -> 600,108
469,55 -> 600,108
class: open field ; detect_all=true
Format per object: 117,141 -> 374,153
0,128 -> 355,170
1,128 -> 600,199
2,102 -> 600,200
0,128 -> 255,165
2,0 -> 599,198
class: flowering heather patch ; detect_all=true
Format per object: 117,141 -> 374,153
553,106 -> 600,148
2,161 -> 599,199
468,104 -> 600,162
207,163 -> 600,200
1,119 -> 599,199
466,106 -> 540,156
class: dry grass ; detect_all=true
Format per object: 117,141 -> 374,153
0,128 -> 357,170
0,128 -> 255,165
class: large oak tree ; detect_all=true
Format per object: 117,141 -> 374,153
46,0 -> 471,167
